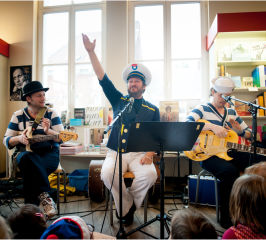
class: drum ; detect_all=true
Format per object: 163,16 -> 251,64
89,160 -> 105,202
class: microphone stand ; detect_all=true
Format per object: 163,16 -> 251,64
223,95 -> 266,165
104,100 -> 134,239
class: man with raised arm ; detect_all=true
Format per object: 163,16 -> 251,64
82,34 -> 160,226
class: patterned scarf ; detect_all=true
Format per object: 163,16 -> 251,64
231,224 -> 266,239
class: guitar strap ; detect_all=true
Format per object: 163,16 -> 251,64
22,107 -> 48,132
31,107 -> 48,131
207,103 -> 229,128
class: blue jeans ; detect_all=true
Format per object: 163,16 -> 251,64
17,147 -> 59,205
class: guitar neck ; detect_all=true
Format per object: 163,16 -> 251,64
227,142 -> 266,155
29,134 -> 59,144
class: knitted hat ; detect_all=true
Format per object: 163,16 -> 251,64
40,216 -> 92,239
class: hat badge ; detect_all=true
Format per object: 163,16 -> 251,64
131,64 -> 138,70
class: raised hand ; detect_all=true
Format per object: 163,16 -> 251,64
82,33 -> 96,53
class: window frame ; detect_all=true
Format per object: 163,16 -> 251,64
128,1 -> 209,103
38,1 -> 106,117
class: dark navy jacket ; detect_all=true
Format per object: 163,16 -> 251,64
99,74 -> 160,152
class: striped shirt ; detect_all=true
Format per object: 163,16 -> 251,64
186,103 -> 251,137
3,107 -> 64,149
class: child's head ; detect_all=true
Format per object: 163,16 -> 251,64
41,215 -> 93,239
230,174 -> 266,232
245,161 -> 266,179
8,204 -> 47,239
170,209 -> 217,239
0,216 -> 12,239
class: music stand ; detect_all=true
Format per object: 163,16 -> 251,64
124,121 -> 204,239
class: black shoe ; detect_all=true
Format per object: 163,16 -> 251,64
123,203 -> 136,226
115,203 -> 136,226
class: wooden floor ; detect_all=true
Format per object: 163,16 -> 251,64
0,194 -> 226,239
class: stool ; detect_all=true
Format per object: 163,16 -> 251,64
109,171 -> 148,225
53,163 -> 67,215
195,169 -> 219,222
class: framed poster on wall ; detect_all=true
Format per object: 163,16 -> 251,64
10,65 -> 32,101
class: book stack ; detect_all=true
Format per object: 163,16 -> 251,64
60,142 -> 84,155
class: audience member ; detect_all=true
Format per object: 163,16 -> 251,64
41,215 -> 93,239
0,216 -> 12,239
170,209 -> 217,239
245,161 -> 266,179
7,204 -> 47,239
222,174 -> 266,239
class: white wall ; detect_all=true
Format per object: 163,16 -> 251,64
0,55 -> 8,172
105,1 -> 128,96
0,1 -> 34,173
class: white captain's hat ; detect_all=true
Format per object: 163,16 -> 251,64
122,63 -> 152,86
211,76 -> 235,94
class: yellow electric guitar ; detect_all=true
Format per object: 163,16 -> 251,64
184,120 -> 266,161
24,127 -> 78,152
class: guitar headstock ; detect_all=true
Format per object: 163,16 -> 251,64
59,131 -> 78,142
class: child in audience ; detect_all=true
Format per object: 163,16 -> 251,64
170,209 -> 217,239
41,215 -> 93,239
245,161 -> 266,179
8,204 -> 47,239
222,174 -> 266,239
0,216 -> 12,239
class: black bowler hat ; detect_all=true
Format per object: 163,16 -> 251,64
22,81 -> 49,101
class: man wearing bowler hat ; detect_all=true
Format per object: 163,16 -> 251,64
3,81 -> 64,218
82,34 -> 160,225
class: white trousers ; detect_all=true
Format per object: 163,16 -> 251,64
101,149 -> 157,217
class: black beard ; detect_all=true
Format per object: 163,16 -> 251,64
128,89 -> 143,99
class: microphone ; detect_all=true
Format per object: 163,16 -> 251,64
127,97 -> 134,113
222,95 -> 234,106
104,97 -> 135,134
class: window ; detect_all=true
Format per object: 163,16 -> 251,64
134,5 -> 164,105
171,3 -> 201,100
130,2 -> 205,119
39,1 -> 104,116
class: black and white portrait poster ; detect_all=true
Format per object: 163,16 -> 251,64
10,65 -> 32,101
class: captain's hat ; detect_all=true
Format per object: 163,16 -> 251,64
122,63 -> 152,86
211,76 -> 235,94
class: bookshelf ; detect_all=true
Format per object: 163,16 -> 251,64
207,12 -> 266,139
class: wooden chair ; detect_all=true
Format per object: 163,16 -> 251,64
109,171 -> 148,225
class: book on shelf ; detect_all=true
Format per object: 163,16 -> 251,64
264,92 -> 266,116
258,65 -> 265,88
74,108 -> 85,119
257,94 -> 265,117
252,65 -> 265,88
